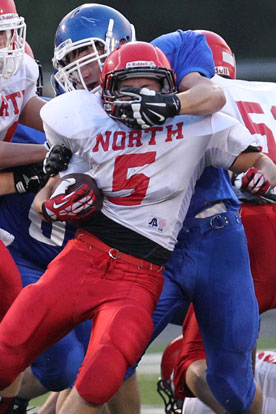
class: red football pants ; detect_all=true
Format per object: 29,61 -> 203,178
0,235 -> 163,404
174,203 -> 276,398
0,240 -> 22,320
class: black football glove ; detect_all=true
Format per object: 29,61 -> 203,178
13,163 -> 48,193
43,144 -> 72,177
113,87 -> 181,129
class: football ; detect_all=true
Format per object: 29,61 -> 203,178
60,172 -> 103,213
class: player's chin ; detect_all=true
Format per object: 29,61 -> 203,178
87,81 -> 99,91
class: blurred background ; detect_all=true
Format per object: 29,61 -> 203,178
17,0 -> 276,96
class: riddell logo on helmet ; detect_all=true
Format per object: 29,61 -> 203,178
215,66 -> 230,77
126,61 -> 156,68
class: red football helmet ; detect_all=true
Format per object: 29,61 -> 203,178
0,0 -> 17,14
196,30 -> 236,79
157,335 -> 183,414
0,0 -> 26,78
160,335 -> 183,382
100,41 -> 177,121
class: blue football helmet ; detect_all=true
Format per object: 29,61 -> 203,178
53,3 -> 136,93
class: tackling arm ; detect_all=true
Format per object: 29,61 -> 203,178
111,74 -> 226,130
177,72 -> 226,116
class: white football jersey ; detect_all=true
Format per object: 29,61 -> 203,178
0,53 -> 38,142
182,350 -> 276,414
214,75 -> 276,162
41,90 -> 253,251
255,350 -> 276,414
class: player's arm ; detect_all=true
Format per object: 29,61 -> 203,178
113,75 -> 225,130
19,95 -> 46,132
177,72 -> 226,115
0,172 -> 15,194
0,162 -> 48,195
0,141 -> 47,169
230,152 -> 276,195
34,175 -> 61,220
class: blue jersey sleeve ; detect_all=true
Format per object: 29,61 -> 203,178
151,30 -> 215,87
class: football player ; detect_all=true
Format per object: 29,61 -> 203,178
0,2 -> 49,409
159,336 -> 276,414
44,6 -> 263,414
154,30 -> 276,414
0,120 -> 93,414
0,41 -> 273,414
43,5 -> 228,414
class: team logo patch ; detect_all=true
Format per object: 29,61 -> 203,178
147,216 -> 166,232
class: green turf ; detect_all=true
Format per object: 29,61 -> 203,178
30,336 -> 276,409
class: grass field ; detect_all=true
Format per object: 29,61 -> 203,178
30,330 -> 276,409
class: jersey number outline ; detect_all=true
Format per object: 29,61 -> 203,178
236,100 -> 276,160
107,152 -> 156,206
29,202 -> 67,246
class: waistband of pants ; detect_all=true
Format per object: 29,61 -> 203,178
179,210 -> 241,235
75,230 -> 164,273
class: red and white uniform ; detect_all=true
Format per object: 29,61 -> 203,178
0,53 -> 38,142
216,74 -> 276,312
215,74 -> 276,163
0,91 -> 255,405
182,350 -> 276,414
0,53 -> 38,319
173,76 -> 276,402
41,90 -> 253,251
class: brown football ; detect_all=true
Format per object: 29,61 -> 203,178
61,172 -> 103,213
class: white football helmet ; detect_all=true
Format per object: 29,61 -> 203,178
0,0 -> 26,79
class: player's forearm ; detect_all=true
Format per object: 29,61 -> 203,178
232,152 -> 276,188
19,95 -> 46,132
177,82 -> 226,116
253,153 -> 276,188
34,175 -> 61,220
0,142 -> 47,169
177,73 -> 226,116
0,172 -> 15,195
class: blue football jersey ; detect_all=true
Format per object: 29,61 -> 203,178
151,29 -> 215,85
152,30 -> 239,216
0,122 -> 76,268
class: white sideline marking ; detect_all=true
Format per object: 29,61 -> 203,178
137,352 -> 162,375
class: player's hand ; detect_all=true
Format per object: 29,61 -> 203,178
241,167 -> 271,196
113,87 -> 181,129
13,163 -> 48,193
41,178 -> 97,222
43,144 -> 72,177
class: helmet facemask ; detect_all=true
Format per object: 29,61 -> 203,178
102,66 -> 176,124
0,13 -> 26,79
